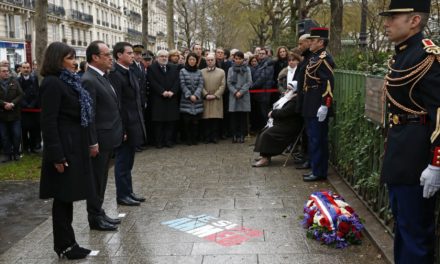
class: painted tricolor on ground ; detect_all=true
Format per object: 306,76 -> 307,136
161,214 -> 263,246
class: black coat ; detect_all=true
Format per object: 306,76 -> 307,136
130,62 -> 147,109
109,63 -> 146,146
381,33 -> 440,185
39,75 -> 93,202
253,98 -> 303,155
147,62 -> 180,122
17,74 -> 39,109
0,77 -> 23,122
81,68 -> 123,151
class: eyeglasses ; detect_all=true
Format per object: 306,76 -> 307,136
206,59 -> 215,61
99,52 -> 112,57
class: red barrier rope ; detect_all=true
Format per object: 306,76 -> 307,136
249,88 -> 279,93
21,108 -> 41,113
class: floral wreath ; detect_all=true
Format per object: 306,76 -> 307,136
301,190 -> 364,248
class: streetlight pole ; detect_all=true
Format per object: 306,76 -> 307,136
273,6 -> 282,48
359,0 -> 368,50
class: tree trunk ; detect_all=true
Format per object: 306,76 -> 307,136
167,0 -> 175,49
142,0 -> 149,50
329,0 -> 343,56
35,0 -> 48,76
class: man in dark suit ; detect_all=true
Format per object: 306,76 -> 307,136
81,41 -> 123,231
147,50 -> 180,148
130,45 -> 148,152
109,42 -> 146,206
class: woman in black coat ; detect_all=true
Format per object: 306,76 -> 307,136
252,88 -> 303,167
39,42 -> 93,259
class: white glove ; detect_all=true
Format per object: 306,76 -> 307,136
317,105 -> 328,122
420,165 -> 440,198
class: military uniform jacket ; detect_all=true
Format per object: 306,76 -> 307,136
302,48 -> 335,117
381,33 -> 440,185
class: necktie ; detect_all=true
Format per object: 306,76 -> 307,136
162,65 -> 167,73
103,73 -> 116,95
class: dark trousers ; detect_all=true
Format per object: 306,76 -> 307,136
388,184 -> 435,264
306,117 -> 328,178
221,91 -> 230,137
0,120 -> 21,155
21,112 -> 41,151
153,121 -> 175,146
230,112 -> 248,137
204,118 -> 221,141
182,113 -> 201,144
52,199 -> 76,253
87,150 -> 113,217
114,142 -> 135,199
250,95 -> 270,132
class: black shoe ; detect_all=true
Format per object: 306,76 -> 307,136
239,136 -> 245,143
302,171 -> 313,177
117,196 -> 141,206
130,192 -> 146,202
56,243 -> 90,260
164,143 -> 174,148
303,174 -> 327,182
13,154 -> 21,161
89,216 -> 118,231
103,214 -> 121,225
212,138 -> 218,144
232,136 -> 237,143
156,144 -> 163,149
295,161 -> 311,170
135,146 -> 143,152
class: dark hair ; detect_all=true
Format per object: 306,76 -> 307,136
276,46 -> 288,59
79,61 -> 87,71
323,39 -> 329,47
224,49 -> 231,58
14,63 -> 22,71
86,40 -> 105,63
249,56 -> 258,64
113,42 -> 132,60
185,52 -> 199,65
234,51 -> 244,59
287,52 -> 302,62
40,42 -> 76,77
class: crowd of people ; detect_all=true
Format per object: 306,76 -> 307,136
0,28 -> 337,259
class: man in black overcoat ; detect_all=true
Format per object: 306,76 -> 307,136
380,0 -> 440,262
81,41 -> 123,230
147,49 -> 180,148
108,42 -> 146,206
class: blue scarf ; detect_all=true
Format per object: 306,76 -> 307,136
59,69 -> 93,127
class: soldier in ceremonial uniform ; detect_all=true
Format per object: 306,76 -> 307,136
302,28 -> 335,182
380,0 -> 440,263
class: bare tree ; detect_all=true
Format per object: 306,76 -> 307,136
142,0 -> 149,49
175,0 -> 198,48
167,0 -> 175,49
35,0 -> 48,75
329,0 -> 343,55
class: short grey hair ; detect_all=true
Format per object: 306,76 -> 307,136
157,49 -> 169,57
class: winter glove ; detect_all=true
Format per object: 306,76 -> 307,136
316,105 -> 328,122
420,165 -> 440,198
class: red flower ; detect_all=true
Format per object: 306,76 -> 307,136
338,222 -> 350,234
345,206 -> 354,214
337,231 -> 344,238
355,231 -> 362,239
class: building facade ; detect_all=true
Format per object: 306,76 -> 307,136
0,0 -> 174,66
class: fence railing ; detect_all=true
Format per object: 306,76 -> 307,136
331,70 -> 440,262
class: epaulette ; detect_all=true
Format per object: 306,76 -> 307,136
422,39 -> 440,55
319,51 -> 327,59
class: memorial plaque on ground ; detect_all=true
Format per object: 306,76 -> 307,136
365,76 -> 386,127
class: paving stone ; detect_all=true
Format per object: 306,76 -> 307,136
130,255 -> 203,264
202,254 -> 257,264
0,140 -> 387,263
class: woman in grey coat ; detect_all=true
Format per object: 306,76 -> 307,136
227,51 -> 252,143
180,53 -> 204,145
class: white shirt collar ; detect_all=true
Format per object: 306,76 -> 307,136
116,62 -> 130,70
88,65 -> 105,76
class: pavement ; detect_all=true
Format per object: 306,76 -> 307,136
0,138 -> 387,264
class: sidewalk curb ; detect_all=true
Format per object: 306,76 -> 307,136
327,169 -> 394,264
